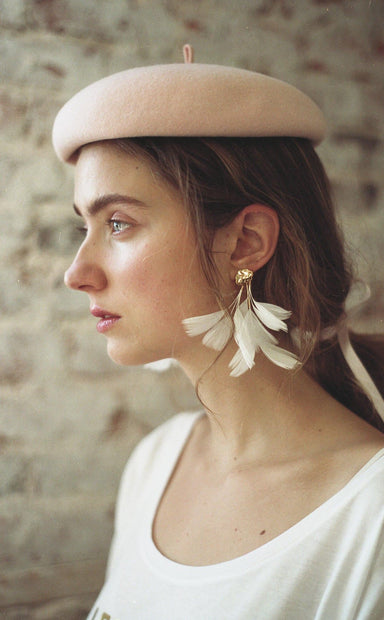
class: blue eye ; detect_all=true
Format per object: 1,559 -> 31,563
110,219 -> 131,234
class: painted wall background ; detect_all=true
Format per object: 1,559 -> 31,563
0,0 -> 383,617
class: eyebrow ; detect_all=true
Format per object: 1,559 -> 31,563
73,193 -> 149,217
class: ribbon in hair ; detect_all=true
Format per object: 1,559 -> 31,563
321,282 -> 384,422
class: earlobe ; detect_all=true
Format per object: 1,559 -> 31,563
230,204 -> 279,273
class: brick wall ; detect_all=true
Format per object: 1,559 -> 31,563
1,0 -> 383,617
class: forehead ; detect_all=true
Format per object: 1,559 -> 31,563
73,142 -> 177,208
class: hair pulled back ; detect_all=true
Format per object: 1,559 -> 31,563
111,136 -> 384,432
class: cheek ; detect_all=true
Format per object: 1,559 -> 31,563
117,243 -> 184,310
113,230 -> 208,321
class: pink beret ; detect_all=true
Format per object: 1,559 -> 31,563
52,51 -> 326,163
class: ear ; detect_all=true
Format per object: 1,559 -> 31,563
230,204 -> 279,275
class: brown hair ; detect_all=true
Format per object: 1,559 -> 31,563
111,136 -> 384,432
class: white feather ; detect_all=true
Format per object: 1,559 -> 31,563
261,342 -> 299,369
253,300 -> 291,332
183,280 -> 299,376
257,301 -> 292,320
247,302 -> 278,344
182,310 -> 232,351
229,348 -> 250,377
234,309 -> 258,368
202,314 -> 232,350
182,310 -> 225,337
230,290 -> 296,375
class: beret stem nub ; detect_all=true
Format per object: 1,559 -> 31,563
183,44 -> 194,64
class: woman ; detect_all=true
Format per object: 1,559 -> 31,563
53,47 -> 384,619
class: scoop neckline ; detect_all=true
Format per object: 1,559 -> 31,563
140,413 -> 384,582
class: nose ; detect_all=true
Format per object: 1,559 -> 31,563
64,242 -> 107,292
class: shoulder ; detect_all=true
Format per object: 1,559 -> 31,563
134,410 -> 202,460
118,411 -> 202,490
353,447 -> 384,500
111,411 -> 202,535
334,447 -> 384,529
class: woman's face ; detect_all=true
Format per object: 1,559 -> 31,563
64,142 -> 222,366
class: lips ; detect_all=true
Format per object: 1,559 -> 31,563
90,306 -> 121,333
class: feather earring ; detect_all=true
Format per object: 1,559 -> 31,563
183,268 -> 299,376
182,309 -> 233,351
229,269 -> 298,376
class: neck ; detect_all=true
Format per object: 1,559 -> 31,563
177,341 -> 340,465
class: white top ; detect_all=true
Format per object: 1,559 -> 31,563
87,412 -> 384,620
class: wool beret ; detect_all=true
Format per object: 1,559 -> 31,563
52,50 -> 326,163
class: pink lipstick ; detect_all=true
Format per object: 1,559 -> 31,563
91,306 -> 121,333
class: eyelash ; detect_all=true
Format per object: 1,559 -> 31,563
76,219 -> 132,236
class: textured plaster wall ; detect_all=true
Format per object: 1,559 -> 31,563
0,0 -> 383,617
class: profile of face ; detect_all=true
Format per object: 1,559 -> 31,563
64,143 -> 223,367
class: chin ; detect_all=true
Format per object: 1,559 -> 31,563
106,340 -> 168,367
